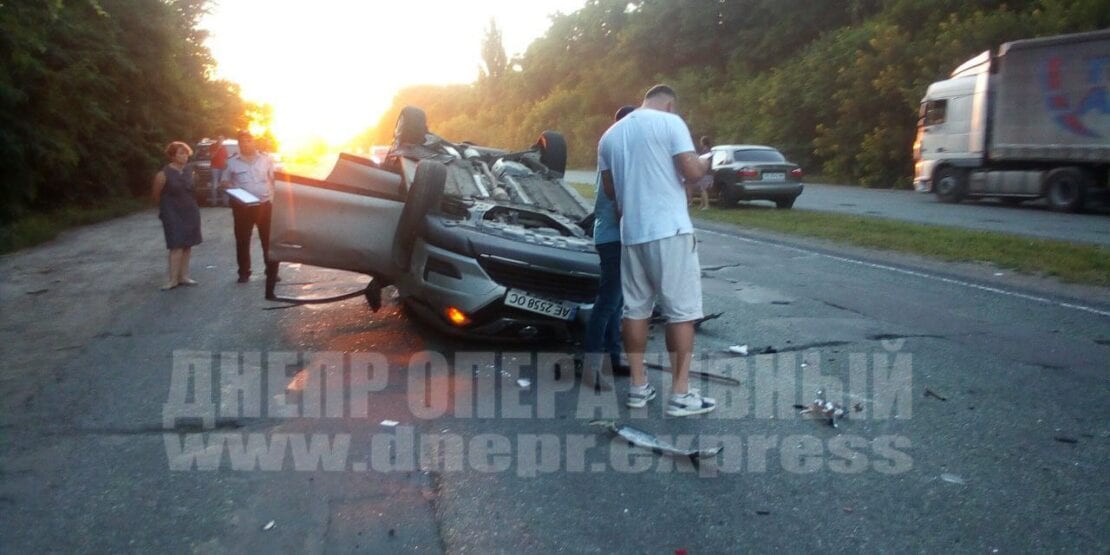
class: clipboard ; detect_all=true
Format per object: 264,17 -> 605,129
225,188 -> 261,206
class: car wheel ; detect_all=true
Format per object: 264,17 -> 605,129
934,166 -> 966,203
999,197 -> 1024,207
1044,167 -> 1087,213
715,170 -> 740,207
393,160 -> 446,271
535,131 -> 567,175
775,196 -> 796,209
394,106 -> 428,146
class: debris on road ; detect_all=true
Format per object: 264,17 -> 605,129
727,345 -> 749,355
589,420 -> 723,460
517,378 -> 532,389
1054,436 -> 1079,444
797,390 -> 848,427
693,312 -> 723,329
755,510 -> 771,516
262,520 -> 276,531
940,473 -> 966,485
380,420 -> 400,427
641,360 -> 741,386
924,387 -> 948,401
26,288 -> 49,295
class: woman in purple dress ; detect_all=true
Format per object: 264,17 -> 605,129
152,141 -> 203,290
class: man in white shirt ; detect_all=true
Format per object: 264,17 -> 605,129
221,131 -> 278,291
598,84 -> 715,416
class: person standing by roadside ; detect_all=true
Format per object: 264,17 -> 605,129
152,141 -> 202,290
598,84 -> 715,416
209,134 -> 228,206
689,135 -> 713,210
581,104 -> 637,390
221,130 -> 279,292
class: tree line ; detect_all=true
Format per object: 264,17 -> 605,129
0,0 -> 251,223
356,0 -> 1107,188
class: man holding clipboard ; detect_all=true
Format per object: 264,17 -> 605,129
221,130 -> 279,289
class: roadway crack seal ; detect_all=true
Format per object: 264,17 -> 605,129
26,418 -> 285,437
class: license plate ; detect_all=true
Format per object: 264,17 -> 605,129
505,289 -> 577,320
762,172 -> 785,181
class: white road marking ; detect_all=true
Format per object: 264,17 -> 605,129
697,228 -> 1110,318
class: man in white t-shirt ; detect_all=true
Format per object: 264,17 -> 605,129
598,84 -> 715,416
221,131 -> 279,294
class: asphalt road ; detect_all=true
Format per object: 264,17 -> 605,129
564,170 -> 1110,246
2,207 -> 1108,552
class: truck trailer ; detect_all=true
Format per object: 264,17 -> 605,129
913,29 -> 1109,211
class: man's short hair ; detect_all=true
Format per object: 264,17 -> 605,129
644,84 -> 677,101
236,130 -> 253,142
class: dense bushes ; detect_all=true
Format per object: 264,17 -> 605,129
359,0 -> 1106,188
0,0 -> 249,223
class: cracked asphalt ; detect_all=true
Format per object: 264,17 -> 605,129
1,206 -> 1108,552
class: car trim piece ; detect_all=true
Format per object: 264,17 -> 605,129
275,171 -> 405,202
479,254 -> 598,278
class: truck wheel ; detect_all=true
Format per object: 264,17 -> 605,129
934,167 -> 966,203
535,131 -> 566,176
1044,168 -> 1087,213
394,106 -> 428,146
393,160 -> 446,271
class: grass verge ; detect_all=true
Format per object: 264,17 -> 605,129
568,182 -> 1110,286
0,197 -> 147,255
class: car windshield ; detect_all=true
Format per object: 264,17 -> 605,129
733,149 -> 785,163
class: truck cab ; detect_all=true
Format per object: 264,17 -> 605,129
912,30 -> 1109,212
913,51 -> 990,196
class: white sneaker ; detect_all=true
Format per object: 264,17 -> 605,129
626,383 -> 657,408
666,389 -> 717,416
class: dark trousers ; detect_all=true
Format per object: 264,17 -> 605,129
231,201 -> 278,280
583,241 -> 623,369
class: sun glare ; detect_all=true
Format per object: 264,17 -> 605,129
202,0 -> 587,157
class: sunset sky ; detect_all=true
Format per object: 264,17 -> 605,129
201,0 -> 587,150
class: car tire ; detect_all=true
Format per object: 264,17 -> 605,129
1044,167 -> 1087,213
999,197 -> 1024,207
393,160 -> 446,271
715,170 -> 740,207
775,196 -> 796,209
395,106 -> 428,146
934,166 -> 966,203
535,131 -> 567,176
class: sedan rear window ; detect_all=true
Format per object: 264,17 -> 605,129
732,149 -> 785,163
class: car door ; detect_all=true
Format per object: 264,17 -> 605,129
269,154 -> 406,280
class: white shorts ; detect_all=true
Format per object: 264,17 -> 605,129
621,233 -> 703,323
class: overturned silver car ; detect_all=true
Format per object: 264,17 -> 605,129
268,106 -> 600,340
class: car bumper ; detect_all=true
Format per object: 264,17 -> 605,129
913,160 -> 934,192
732,182 -> 803,199
401,241 -> 595,341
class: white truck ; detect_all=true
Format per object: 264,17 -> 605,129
913,29 -> 1109,212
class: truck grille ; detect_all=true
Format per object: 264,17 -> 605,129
479,256 -> 598,303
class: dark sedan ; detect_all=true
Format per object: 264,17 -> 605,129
709,145 -> 804,208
